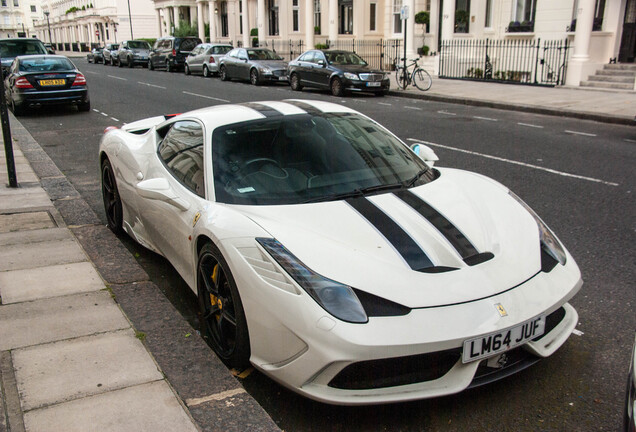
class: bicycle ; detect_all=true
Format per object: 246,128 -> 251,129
394,57 -> 432,91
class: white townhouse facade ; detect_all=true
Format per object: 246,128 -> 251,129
150,0 -> 635,86
0,0 -> 45,38
32,0 -> 159,50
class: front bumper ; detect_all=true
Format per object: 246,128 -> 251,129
224,238 -> 582,405
344,78 -> 390,93
260,70 -> 288,82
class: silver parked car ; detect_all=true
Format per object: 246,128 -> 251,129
118,40 -> 151,68
103,43 -> 120,66
185,43 -> 233,77
218,47 -> 287,85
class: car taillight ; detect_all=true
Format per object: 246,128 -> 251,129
104,126 -> 118,133
72,73 -> 87,86
209,56 -> 215,63
172,49 -> 176,57
15,77 -> 33,89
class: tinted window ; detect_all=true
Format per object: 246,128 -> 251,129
299,52 -> 314,62
178,38 -> 199,51
212,45 -> 232,54
128,41 -> 150,49
0,40 -> 46,57
325,51 -> 367,65
247,49 -> 281,60
158,121 -> 205,198
19,56 -> 74,72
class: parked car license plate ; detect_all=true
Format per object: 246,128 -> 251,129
366,82 -> 381,87
39,79 -> 65,86
462,315 -> 546,363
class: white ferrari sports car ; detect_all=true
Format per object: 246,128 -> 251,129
99,99 -> 582,405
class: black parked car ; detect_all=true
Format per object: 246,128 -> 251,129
148,36 -> 201,72
287,50 -> 389,96
118,40 -> 151,68
87,47 -> 104,63
4,55 -> 90,115
0,38 -> 47,74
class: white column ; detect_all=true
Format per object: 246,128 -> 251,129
305,0 -> 314,48
429,0 -> 439,54
208,1 -> 217,41
241,0 -> 249,47
405,0 -> 415,58
328,0 -> 337,41
172,6 -> 179,32
190,6 -> 197,26
197,1 -> 205,40
156,9 -> 163,37
566,0 -> 595,86
440,0 -> 454,42
257,0 -> 266,45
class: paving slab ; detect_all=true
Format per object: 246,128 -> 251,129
23,381 -> 198,432
0,227 -> 69,246
0,211 -> 55,234
0,261 -> 104,304
0,237 -> 86,272
0,187 -> 51,212
0,291 -> 129,351
13,329 -> 163,411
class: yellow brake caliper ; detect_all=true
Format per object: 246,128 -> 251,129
210,264 -> 222,321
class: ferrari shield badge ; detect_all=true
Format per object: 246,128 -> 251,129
192,212 -> 201,227
495,303 -> 508,317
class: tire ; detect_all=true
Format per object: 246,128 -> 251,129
413,68 -> 432,91
202,65 -> 210,77
250,68 -> 260,86
87,57 -> 92,64
290,73 -> 302,91
166,61 -> 173,73
197,242 -> 250,370
330,77 -> 344,97
127,56 -> 134,68
219,65 -> 229,81
148,59 -> 154,70
395,67 -> 409,90
184,64 -> 191,75
78,100 -> 91,112
101,158 -> 123,235
118,57 -> 123,67
10,100 -> 26,116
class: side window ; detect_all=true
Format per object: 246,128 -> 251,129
313,51 -> 326,64
299,52 -> 313,62
158,120 -> 206,198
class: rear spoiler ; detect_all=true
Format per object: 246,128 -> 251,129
119,113 -> 182,135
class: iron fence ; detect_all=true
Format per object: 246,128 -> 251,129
440,38 -> 570,86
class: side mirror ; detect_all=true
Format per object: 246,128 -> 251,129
317,59 -> 326,67
136,178 -> 190,211
410,143 -> 439,167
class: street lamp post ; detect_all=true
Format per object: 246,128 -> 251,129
44,11 -> 52,45
127,0 -> 133,39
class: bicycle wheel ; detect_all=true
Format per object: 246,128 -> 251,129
395,67 -> 409,90
412,68 -> 432,91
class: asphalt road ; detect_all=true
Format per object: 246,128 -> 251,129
13,57 -> 636,432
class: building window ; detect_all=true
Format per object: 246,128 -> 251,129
370,3 -> 376,31
220,1 -> 228,37
30,4 -> 35,12
1,1 -> 7,7
13,0 -> 17,6
338,0 -> 353,34
485,0 -> 492,28
570,0 -> 606,32
508,0 -> 536,31
314,0 -> 321,34
268,0 -> 279,36
292,0 -> 299,32
239,1 -> 242,34
455,0 -> 470,33
393,0 -> 402,34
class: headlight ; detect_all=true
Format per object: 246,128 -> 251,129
257,238 -> 368,323
344,72 -> 359,80
258,67 -> 273,75
509,191 -> 567,265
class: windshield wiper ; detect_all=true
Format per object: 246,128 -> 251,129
404,168 -> 430,188
303,183 -> 406,204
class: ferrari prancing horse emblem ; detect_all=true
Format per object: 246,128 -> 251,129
495,303 -> 508,317
192,212 -> 201,227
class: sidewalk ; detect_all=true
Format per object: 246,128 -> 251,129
0,116 -> 280,431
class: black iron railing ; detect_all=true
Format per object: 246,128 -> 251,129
440,38 -> 570,86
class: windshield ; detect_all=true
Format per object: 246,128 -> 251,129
128,41 -> 150,49
212,45 -> 232,54
212,113 -> 434,205
247,49 -> 282,61
0,40 -> 47,58
19,57 -> 74,72
325,51 -> 367,66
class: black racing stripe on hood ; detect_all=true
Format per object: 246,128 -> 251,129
395,190 -> 479,260
346,197 -> 434,271
282,100 -> 323,115
240,102 -> 283,118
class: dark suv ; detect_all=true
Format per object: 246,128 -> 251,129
0,38 -> 47,73
148,37 -> 201,72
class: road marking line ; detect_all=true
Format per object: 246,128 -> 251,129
406,138 -> 619,187
92,109 -> 99,113
624,138 -> 636,143
438,110 -> 457,116
186,388 -> 246,407
107,75 -> 126,80
517,122 -> 544,129
565,130 -> 596,137
572,329 -> 584,336
474,116 -> 498,122
182,91 -> 229,102
110,117 -> 119,122
405,106 -> 422,110
138,81 -> 166,89
378,102 -> 392,106
100,112 -> 108,117
85,71 -> 99,75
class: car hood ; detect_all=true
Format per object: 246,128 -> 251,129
231,168 -> 547,308
253,60 -> 287,70
335,64 -> 382,74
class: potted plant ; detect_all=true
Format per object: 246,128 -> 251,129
417,45 -> 430,56
414,11 -> 430,33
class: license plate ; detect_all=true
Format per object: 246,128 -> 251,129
278,76 -> 288,81
39,79 -> 65,86
366,82 -> 381,87
462,315 -> 546,363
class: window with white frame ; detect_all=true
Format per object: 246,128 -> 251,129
13,0 -> 17,6
314,0 -> 321,34
338,0 -> 353,34
393,0 -> 402,34
571,0 -> 606,31
292,0 -> 299,32
1,1 -> 7,7
30,4 -> 35,12
455,0 -> 470,33
370,2 -> 376,32
268,0 -> 279,36
485,0 -> 492,28
3,15 -> 10,24
512,0 -> 535,24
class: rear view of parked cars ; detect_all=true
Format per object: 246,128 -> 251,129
184,43 -> 232,77
148,36 -> 201,72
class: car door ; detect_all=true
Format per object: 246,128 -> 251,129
293,51 -> 313,85
225,48 -> 241,77
137,119 -> 207,286
312,51 -> 331,89
188,45 -> 203,72
236,49 -> 250,79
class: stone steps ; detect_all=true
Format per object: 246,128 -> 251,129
581,63 -> 635,90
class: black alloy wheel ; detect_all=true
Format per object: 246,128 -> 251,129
128,56 -> 134,68
290,73 -> 303,91
250,68 -> 260,86
197,243 -> 250,369
101,158 -> 123,234
203,65 -> 210,77
331,77 -> 344,96
118,57 -> 123,67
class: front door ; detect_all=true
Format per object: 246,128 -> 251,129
619,0 -> 636,62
